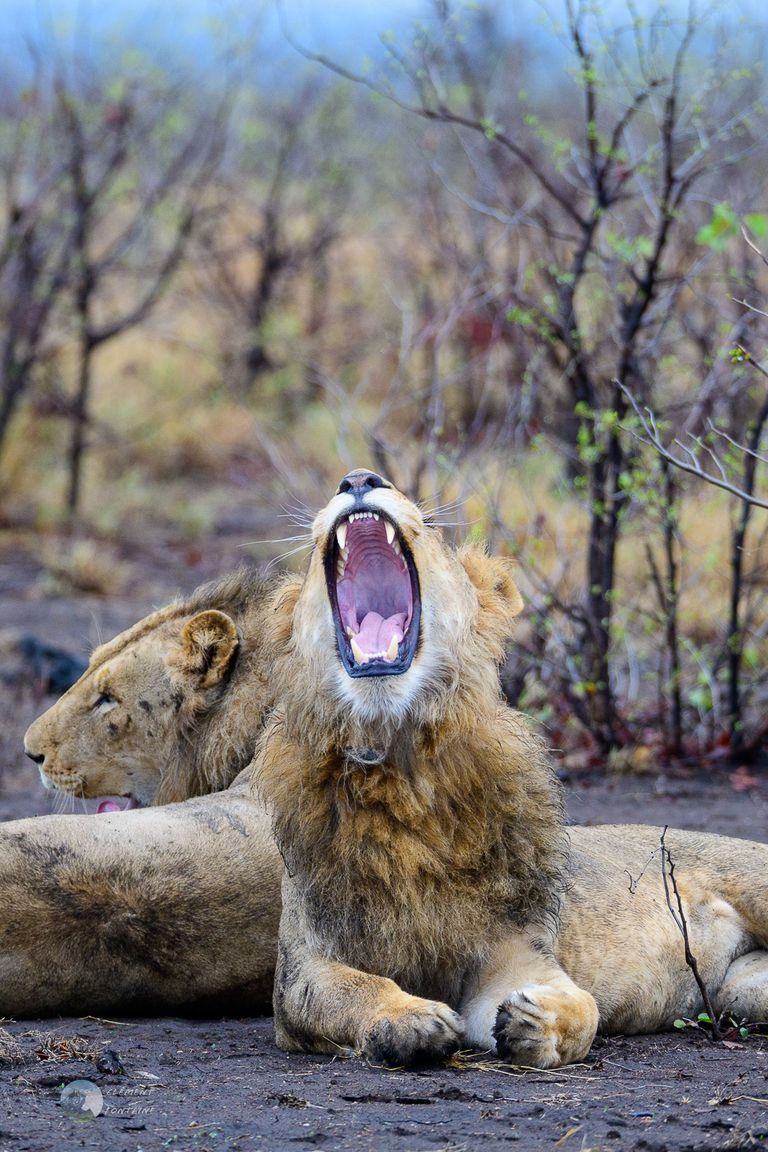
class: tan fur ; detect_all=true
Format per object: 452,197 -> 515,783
11,491 -> 768,1058
24,569 -> 300,805
261,545 -> 562,982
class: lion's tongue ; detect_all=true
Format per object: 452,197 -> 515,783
95,798 -> 141,815
354,611 -> 406,659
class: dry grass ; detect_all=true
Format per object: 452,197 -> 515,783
445,1049 -> 596,1080
28,1030 -> 101,1063
0,1027 -> 100,1065
0,1027 -> 25,1064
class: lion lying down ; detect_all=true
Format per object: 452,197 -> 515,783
15,474 -> 768,1068
10,571 -> 289,1015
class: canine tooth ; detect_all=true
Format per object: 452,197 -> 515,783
385,635 -> 399,662
373,513 -> 379,521
350,637 -> 368,665
336,523 -> 347,550
346,626 -> 354,638
385,521 -> 395,546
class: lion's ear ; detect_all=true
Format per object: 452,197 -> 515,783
458,546 -> 524,648
177,610 -> 239,688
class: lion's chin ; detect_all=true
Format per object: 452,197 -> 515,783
325,506 -> 421,679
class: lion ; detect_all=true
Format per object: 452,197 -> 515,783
256,469 -> 768,1068
1,570 -> 292,1015
11,473 -> 768,1066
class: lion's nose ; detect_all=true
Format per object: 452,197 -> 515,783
25,748 -> 45,765
337,469 -> 390,497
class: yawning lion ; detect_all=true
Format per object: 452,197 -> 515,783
258,469 -> 768,1068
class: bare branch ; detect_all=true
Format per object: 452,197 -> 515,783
619,382 -> 768,510
276,0 -> 587,228
741,224 -> 768,268
660,828 -> 722,1040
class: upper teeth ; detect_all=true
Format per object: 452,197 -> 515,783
335,510 -> 404,589
338,511 -> 398,550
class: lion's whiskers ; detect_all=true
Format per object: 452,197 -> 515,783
234,531 -> 314,571
263,541 -> 314,572
419,497 -> 465,518
50,789 -> 77,816
278,501 -> 315,529
237,533 -> 313,547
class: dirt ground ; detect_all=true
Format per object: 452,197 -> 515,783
1,548 -> 768,1151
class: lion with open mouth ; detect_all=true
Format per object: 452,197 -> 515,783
258,469 -> 768,1068
258,468 -> 598,1067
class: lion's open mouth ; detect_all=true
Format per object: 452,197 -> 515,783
325,508 -> 421,678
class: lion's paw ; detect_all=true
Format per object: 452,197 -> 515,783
363,998 -> 464,1066
493,984 -> 597,1069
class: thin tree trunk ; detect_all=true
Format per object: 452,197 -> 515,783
585,443 -> 621,751
661,461 -> 683,756
727,386 -> 768,755
0,367 -> 26,459
66,331 -> 92,517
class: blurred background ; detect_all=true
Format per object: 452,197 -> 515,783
2,0 -> 768,807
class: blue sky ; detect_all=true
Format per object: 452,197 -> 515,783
0,0 -> 764,74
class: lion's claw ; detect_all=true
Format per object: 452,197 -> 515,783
363,1000 -> 464,1066
493,984 -> 597,1068
494,987 -> 563,1067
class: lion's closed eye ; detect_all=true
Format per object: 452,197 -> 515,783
93,693 -> 118,715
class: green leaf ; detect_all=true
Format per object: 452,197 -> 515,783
506,306 -> 534,328
673,1018 -> 687,1029
745,213 -> 767,238
744,646 -> 760,669
696,203 -> 740,251
697,1012 -> 712,1024
480,116 -> 501,140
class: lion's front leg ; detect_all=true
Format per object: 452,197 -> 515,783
274,879 -> 464,1065
461,930 -> 598,1068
